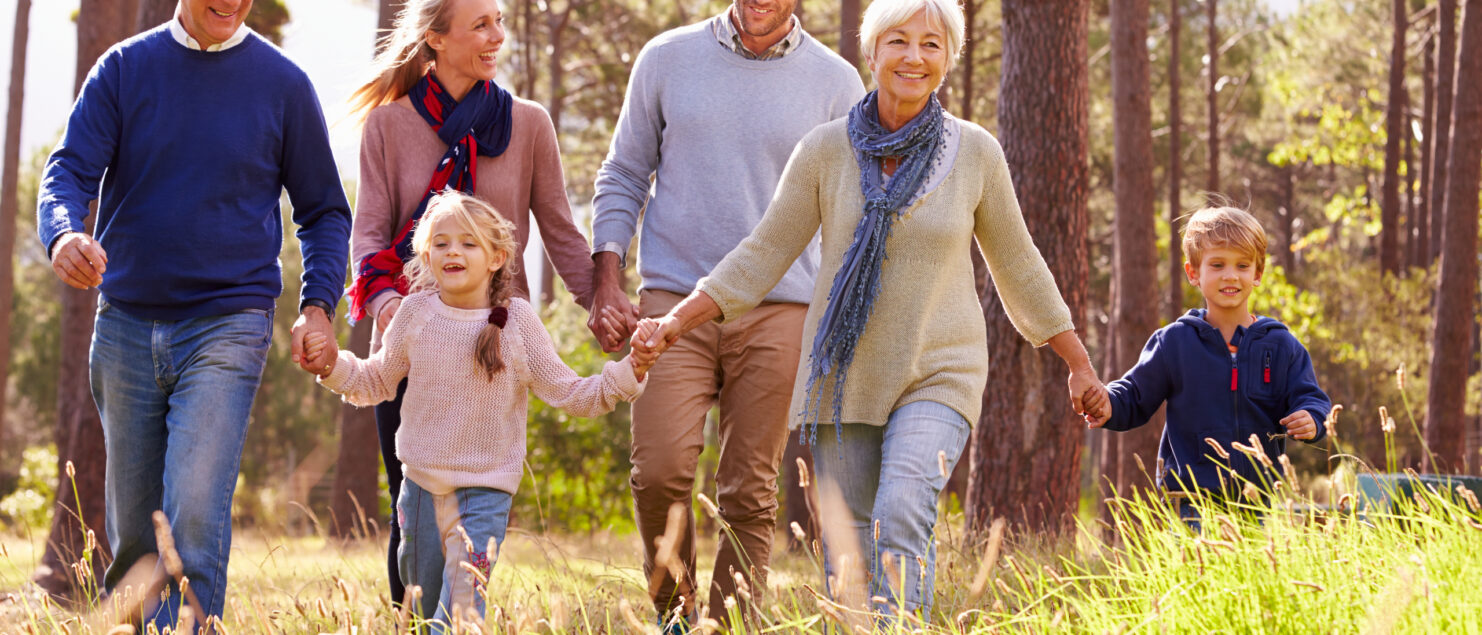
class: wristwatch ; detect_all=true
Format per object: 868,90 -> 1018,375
300,298 -> 335,319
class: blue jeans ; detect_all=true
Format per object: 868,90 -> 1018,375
813,400 -> 970,620
397,477 -> 511,633
91,299 -> 272,631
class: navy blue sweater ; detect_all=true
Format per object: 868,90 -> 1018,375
37,26 -> 350,320
1103,310 -> 1331,493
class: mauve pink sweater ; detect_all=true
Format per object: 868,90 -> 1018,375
354,96 -> 595,345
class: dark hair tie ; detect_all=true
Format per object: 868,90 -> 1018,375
488,306 -> 508,328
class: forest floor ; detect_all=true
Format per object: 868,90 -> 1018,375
2,487 -> 1482,633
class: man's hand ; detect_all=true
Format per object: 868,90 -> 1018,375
291,305 -> 336,374
50,232 -> 108,289
301,331 -> 339,377
375,296 -> 402,333
587,252 -> 639,352
1280,410 -> 1318,441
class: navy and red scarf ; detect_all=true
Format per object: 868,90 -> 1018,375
346,73 -> 514,322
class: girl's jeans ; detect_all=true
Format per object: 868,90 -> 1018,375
92,299 -> 272,632
397,477 -> 511,633
812,400 -> 970,619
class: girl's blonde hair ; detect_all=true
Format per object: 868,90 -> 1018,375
347,0 -> 459,121
405,190 -> 519,380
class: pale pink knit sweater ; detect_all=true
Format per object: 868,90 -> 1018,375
320,292 -> 644,495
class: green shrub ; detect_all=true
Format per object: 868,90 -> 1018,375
0,445 -> 58,531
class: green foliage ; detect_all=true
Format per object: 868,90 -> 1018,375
0,445 -> 57,530
245,0 -> 290,46
518,286 -> 635,534
7,145 -> 62,440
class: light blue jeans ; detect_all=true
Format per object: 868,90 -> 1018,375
397,477 -> 512,633
813,400 -> 970,620
91,298 -> 272,631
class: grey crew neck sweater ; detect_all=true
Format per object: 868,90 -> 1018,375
592,17 -> 865,302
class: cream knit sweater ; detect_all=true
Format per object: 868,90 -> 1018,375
697,116 -> 1074,428
321,292 -> 644,494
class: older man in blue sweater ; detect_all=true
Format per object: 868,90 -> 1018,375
36,0 -> 349,629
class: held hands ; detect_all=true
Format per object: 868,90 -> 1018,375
588,279 -> 640,353
625,317 -> 662,380
300,330 -> 339,378
50,232 -> 108,289
1280,410 -> 1318,440
291,305 -> 336,375
1068,367 -> 1111,428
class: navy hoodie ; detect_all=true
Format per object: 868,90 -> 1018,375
1103,309 -> 1331,493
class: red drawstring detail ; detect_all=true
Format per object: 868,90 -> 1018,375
1264,368 -> 1271,383
1231,367 -> 1238,391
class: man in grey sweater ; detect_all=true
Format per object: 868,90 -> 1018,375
590,0 -> 863,626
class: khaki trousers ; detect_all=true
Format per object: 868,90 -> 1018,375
631,289 -> 804,621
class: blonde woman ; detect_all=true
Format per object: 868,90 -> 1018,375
344,0 -> 631,602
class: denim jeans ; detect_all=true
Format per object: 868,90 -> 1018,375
91,299 -> 272,631
813,400 -> 970,620
397,477 -> 512,633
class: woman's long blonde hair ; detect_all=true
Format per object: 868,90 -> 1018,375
347,0 -> 458,122
404,191 -> 520,380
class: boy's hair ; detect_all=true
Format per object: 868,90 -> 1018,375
1181,206 -> 1269,276
405,190 -> 520,380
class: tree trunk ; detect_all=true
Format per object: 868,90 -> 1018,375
1415,33 -> 1434,270
1101,0 -> 1161,513
961,0 -> 978,121
36,0 -> 139,599
1206,0 -> 1218,195
1427,0 -> 1457,263
135,0 -> 173,31
968,0 -> 1089,536
0,0 -> 31,483
1167,0 -> 1184,321
1425,0 -> 1482,474
840,0 -> 861,68
1379,0 -> 1407,276
331,320 -> 379,540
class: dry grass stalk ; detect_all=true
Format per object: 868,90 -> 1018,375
648,502 -> 687,600
1204,438 -> 1231,460
796,457 -> 810,488
938,450 -> 949,479
967,518 -> 1007,602
1291,580 -> 1325,592
1324,404 -> 1343,440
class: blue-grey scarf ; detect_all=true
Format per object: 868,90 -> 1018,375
801,90 -> 945,445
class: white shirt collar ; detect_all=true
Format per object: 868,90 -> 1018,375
168,17 -> 251,52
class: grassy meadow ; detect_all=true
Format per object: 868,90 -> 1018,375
3,467 -> 1482,634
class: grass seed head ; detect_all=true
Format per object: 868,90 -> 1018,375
1204,437 -> 1231,460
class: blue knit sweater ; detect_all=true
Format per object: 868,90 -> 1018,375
37,26 -> 350,320
1102,310 -> 1332,493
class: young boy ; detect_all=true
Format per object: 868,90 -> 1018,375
1090,207 -> 1331,510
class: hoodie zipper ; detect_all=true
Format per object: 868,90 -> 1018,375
1263,350 -> 1272,384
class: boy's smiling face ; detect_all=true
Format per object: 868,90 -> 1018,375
1185,247 -> 1263,315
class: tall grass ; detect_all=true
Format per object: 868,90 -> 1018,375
4,472 -> 1480,633
4,398 -> 1481,633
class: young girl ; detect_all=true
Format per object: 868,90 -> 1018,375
303,190 -> 652,630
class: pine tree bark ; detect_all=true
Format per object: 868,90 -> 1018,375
1425,0 -> 1482,474
961,0 -> 978,121
0,0 -> 31,485
36,0 -> 139,599
1205,0 -> 1218,194
1167,0 -> 1184,321
1380,0 -> 1407,276
331,321 -> 379,539
1415,33 -> 1434,269
1427,0 -> 1457,263
1100,0 -> 1161,513
840,0 -> 861,68
135,0 -> 174,30
967,0 -> 1089,535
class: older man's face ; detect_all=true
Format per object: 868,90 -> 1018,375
732,0 -> 795,40
178,0 -> 253,48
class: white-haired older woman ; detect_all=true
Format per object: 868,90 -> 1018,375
636,0 -> 1105,618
